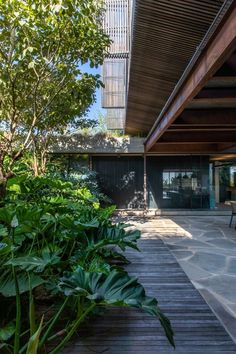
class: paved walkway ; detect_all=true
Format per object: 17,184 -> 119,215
128,215 -> 236,342
63,217 -> 236,353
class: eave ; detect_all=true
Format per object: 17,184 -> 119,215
125,0 -> 226,135
144,0 -> 236,154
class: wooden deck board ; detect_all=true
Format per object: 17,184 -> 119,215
63,237 -> 236,354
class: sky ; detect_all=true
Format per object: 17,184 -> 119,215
81,62 -> 106,121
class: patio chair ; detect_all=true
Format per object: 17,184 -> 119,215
229,201 -> 236,228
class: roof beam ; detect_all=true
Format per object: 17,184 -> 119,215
175,108 -> 236,125
169,126 -> 236,132
218,143 -> 236,151
145,4 -> 236,151
187,97 -> 236,109
125,0 -> 225,134
205,76 -> 236,87
150,143 -> 219,154
211,154 -> 236,161
150,142 -> 236,154
195,87 -> 236,98
159,131 -> 236,143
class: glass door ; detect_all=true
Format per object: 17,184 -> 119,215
162,169 -> 208,208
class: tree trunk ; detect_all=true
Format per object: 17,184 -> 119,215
33,155 -> 39,177
40,150 -> 47,175
0,167 -> 7,200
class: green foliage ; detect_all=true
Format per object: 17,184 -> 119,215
0,0 -> 110,180
59,267 -> 174,347
0,175 -> 174,352
63,166 -> 112,204
0,272 -> 44,297
0,322 -> 15,342
6,255 -> 58,273
26,316 -> 44,354
0,343 -> 12,354
85,224 -> 140,257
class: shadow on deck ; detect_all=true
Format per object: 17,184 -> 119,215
62,238 -> 236,354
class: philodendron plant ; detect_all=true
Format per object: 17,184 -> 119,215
0,175 -> 175,353
55,267 -> 175,352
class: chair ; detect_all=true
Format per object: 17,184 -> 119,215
229,201 -> 236,228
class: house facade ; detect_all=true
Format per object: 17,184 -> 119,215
54,0 -> 236,210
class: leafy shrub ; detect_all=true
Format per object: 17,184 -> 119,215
45,155 -> 111,205
0,175 -> 174,353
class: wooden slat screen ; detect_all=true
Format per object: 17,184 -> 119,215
102,58 -> 127,108
103,0 -> 130,54
102,0 -> 132,129
105,108 -> 125,129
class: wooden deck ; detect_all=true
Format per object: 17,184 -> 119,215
63,237 -> 236,354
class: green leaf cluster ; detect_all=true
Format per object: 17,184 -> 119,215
0,0 -> 111,181
0,174 -> 174,352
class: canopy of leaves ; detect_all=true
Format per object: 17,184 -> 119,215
0,0 -> 110,176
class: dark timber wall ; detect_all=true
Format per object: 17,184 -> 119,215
91,155 -> 210,209
92,156 -> 144,209
147,156 -> 210,209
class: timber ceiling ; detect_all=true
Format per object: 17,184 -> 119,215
145,0 -> 236,155
149,50 -> 236,154
125,0 -> 225,135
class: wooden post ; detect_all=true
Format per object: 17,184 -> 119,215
89,155 -> 93,170
143,153 -> 147,211
214,162 -> 220,204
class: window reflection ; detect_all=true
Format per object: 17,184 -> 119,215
162,170 -> 209,208
230,166 -> 236,188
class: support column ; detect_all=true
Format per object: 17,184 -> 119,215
143,154 -> 147,210
89,155 -> 93,170
214,162 -> 220,204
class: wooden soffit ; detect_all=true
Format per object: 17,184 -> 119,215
145,0 -> 236,154
125,0 -> 225,135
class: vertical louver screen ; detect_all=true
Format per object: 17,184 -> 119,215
102,58 -> 127,108
101,0 -> 132,130
103,0 -> 130,54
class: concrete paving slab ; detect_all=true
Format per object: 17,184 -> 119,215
188,252 -> 226,273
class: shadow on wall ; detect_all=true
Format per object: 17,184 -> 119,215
93,156 -> 145,209
49,134 -> 145,154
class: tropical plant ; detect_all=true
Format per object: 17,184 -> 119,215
54,267 -> 174,352
0,175 -> 175,352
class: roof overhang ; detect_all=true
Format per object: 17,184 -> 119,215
144,0 -> 236,154
125,0 -> 226,135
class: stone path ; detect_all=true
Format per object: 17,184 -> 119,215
63,218 -> 236,353
127,215 -> 236,342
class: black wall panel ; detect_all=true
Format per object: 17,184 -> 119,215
92,156 -> 144,209
92,155 -> 210,209
147,156 -> 210,209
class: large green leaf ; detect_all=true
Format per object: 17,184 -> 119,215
6,251 -> 60,272
6,257 -> 47,272
58,267 -> 175,347
0,243 -> 12,256
0,272 -> 44,297
0,322 -> 15,341
0,208 -> 15,225
86,224 -> 141,253
100,249 -> 130,265
0,225 -> 8,237
74,219 -> 99,229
